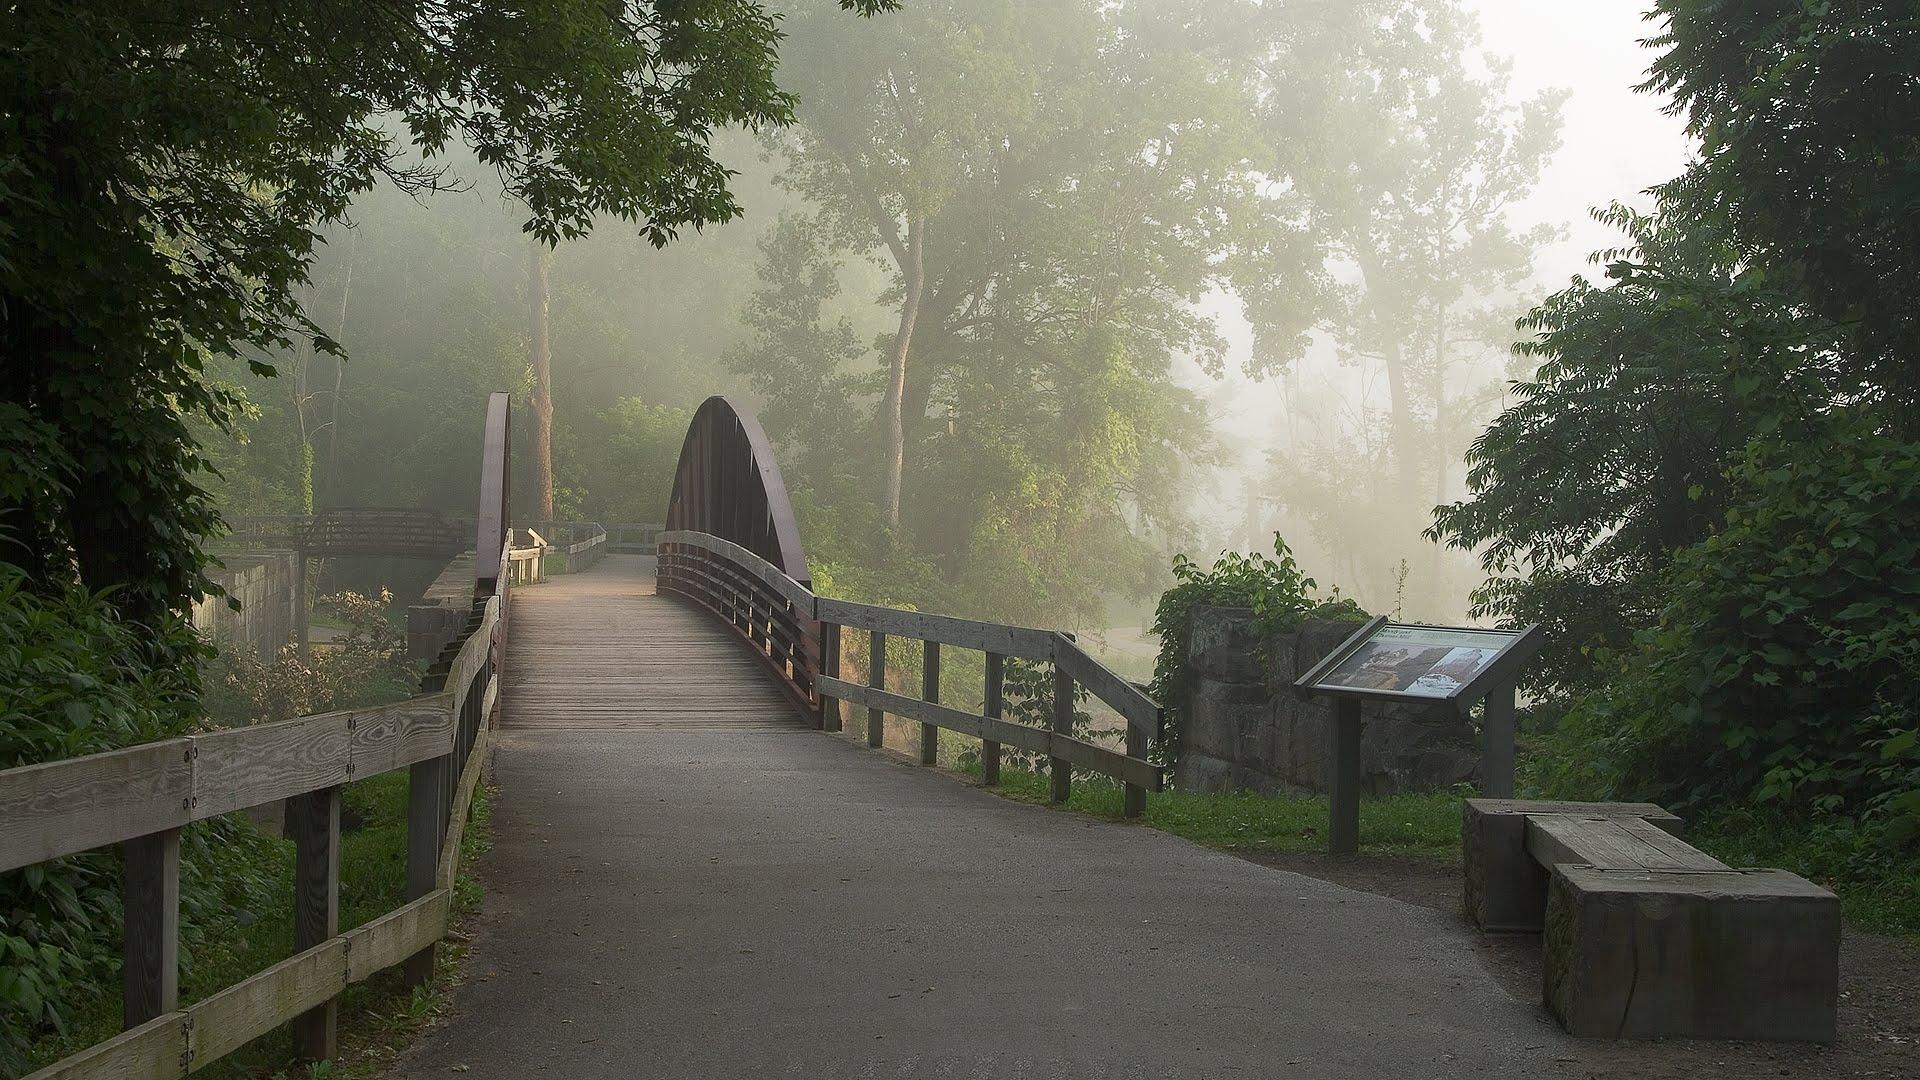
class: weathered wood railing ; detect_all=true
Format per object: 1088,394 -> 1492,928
657,529 -> 1162,815
3,391 -> 517,1079
521,520 -> 609,575
0,594 -> 502,1079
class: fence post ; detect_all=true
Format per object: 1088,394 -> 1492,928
1051,666 -> 1074,804
820,622 -> 842,732
122,827 -> 180,1028
1329,696 -> 1363,854
982,653 -> 1004,786
920,640 -> 940,765
403,751 -> 450,986
867,630 -> 886,749
1482,677 -> 1517,799
1123,717 -> 1149,819
290,785 -> 342,1059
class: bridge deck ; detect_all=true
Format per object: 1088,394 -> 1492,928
393,555 -> 1581,1079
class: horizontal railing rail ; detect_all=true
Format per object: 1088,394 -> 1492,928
657,529 -> 1162,816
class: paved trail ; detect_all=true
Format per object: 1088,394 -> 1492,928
392,556 -> 1583,1079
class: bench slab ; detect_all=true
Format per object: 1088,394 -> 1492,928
1462,799 -> 1682,932
1545,865 -> 1839,1042
1526,813 -> 1726,873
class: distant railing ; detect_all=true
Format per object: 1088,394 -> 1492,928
657,530 -> 1162,816
3,393 -> 517,1080
519,520 -> 609,575
605,522 -> 663,555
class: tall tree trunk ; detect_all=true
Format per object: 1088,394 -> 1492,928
1381,339 -> 1420,502
529,240 -> 555,523
881,215 -> 924,529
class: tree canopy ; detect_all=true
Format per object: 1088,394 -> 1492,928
0,0 -> 891,633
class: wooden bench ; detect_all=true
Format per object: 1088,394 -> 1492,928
1463,798 -> 1839,1042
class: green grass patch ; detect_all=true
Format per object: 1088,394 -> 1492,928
964,763 -> 1920,942
961,762 -> 1464,859
22,773 -> 493,1078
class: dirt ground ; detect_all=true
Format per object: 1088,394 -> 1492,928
1239,851 -> 1920,1079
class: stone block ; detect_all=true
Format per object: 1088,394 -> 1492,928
1544,865 -> 1839,1042
1187,606 -> 1263,680
1462,799 -> 1681,932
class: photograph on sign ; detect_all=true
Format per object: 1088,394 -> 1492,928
1315,625 -> 1521,698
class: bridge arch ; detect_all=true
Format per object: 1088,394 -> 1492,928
660,395 -> 809,586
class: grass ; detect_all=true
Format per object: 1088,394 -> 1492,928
959,760 -> 1465,859
21,772 -> 493,1079
962,761 -> 1920,942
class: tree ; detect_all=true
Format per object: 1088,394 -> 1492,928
530,241 -> 556,522
1646,0 -> 1920,411
736,0 -> 1364,622
0,0 -> 893,642
1428,202 -> 1843,699
1253,0 -> 1564,614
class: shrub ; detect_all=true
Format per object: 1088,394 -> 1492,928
1540,431 -> 1920,846
202,589 -> 418,725
1148,535 -> 1364,758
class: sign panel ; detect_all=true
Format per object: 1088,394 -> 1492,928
1300,620 -> 1531,702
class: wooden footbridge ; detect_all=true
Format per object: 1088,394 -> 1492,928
4,393 -> 1584,1079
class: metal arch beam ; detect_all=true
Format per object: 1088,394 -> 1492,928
474,392 -> 512,598
662,396 -> 809,587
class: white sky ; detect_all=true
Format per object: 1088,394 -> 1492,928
1189,0 -> 1695,527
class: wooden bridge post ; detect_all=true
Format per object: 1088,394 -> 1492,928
403,753 -> 450,986
121,826 -> 180,1028
1051,666 -> 1074,804
981,653 -> 1004,786
290,784 -> 342,1059
1123,718 -> 1149,819
1329,696 -> 1363,854
920,641 -> 941,765
819,622 -> 842,732
867,630 -> 887,748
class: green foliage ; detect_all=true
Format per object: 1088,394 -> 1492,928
1147,535 -> 1364,758
0,0 -> 893,639
553,398 -> 692,525
1430,201 -> 1843,701
1538,431 -> 1920,843
0,563 -> 283,1072
1646,0 -> 1920,411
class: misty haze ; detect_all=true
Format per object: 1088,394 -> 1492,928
2,2 -> 1914,1078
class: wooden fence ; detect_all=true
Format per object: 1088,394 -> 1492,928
656,529 -> 1162,816
2,591 -> 502,1080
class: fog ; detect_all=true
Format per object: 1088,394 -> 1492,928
211,0 -> 1703,640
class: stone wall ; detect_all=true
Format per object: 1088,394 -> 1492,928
1177,606 -> 1480,796
407,552 -> 476,662
191,551 -> 299,658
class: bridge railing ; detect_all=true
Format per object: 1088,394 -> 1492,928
0,591 -> 502,1080
605,521 -> 664,555
657,529 -> 1163,817
3,392 -> 517,1080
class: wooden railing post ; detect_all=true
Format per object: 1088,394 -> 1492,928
1123,718 -> 1149,819
819,622 -> 842,732
1051,666 -> 1074,804
920,640 -> 940,765
982,652 -> 1004,786
867,629 -> 886,749
1329,696 -> 1363,854
121,826 -> 180,1028
290,784 -> 342,1059
403,752 -> 450,986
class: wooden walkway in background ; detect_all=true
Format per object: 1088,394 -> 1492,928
502,555 -> 802,732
